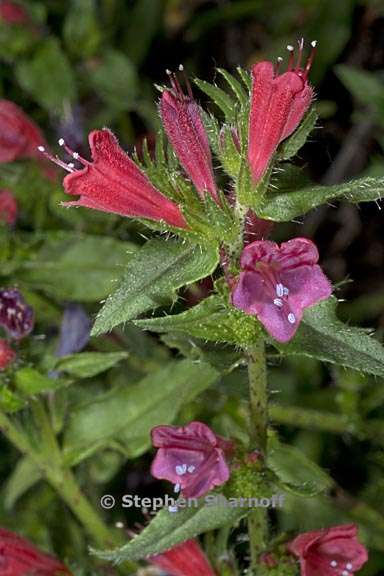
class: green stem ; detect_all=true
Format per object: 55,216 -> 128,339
0,407 -> 136,570
246,339 -> 268,571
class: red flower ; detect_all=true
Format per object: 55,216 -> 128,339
0,100 -> 47,164
161,68 -> 218,203
0,527 -> 71,575
248,40 -> 315,183
288,524 -> 368,576
149,539 -> 216,576
44,129 -> 187,228
0,1 -> 29,25
151,421 -> 232,499
0,339 -> 16,370
0,190 -> 17,225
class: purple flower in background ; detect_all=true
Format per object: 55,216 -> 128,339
0,288 -> 34,340
56,304 -> 91,357
231,238 -> 332,343
150,421 -> 233,499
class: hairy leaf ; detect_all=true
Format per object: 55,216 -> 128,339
260,177 -> 384,221
92,239 -> 219,336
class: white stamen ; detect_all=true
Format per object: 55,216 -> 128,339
175,464 -> 187,476
273,298 -> 283,308
168,505 -> 178,513
341,571 -> 349,576
72,152 -> 79,160
277,57 -> 283,62
58,138 -> 65,146
37,145 -> 45,152
166,69 -> 172,75
178,64 -> 184,71
346,564 -> 353,571
276,283 -> 284,298
68,162 -> 75,169
287,45 -> 294,51
187,465 -> 195,473
287,313 -> 296,324
330,561 -> 337,568
311,40 -> 317,48
283,286 -> 289,296
174,483 -> 181,493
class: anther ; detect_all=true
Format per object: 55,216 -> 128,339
330,561 -> 338,568
346,564 -> 353,571
174,483 -> 181,493
287,313 -> 296,324
287,45 -> 295,71
311,40 -> 317,48
58,138 -> 65,146
37,145 -> 45,152
274,298 -> 283,308
178,64 -> 184,71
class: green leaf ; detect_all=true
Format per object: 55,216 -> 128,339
87,49 -> 138,110
91,239 -> 219,336
16,38 -> 76,114
55,352 -> 128,379
135,294 -> 261,345
274,297 -> 384,377
268,437 -> 333,497
335,65 -> 384,113
93,501 -> 245,563
63,360 -> 219,464
194,78 -> 235,121
17,232 -> 137,302
63,0 -> 102,59
3,457 -> 41,510
278,107 -> 318,161
0,386 -> 26,413
259,176 -> 384,221
14,368 -> 65,396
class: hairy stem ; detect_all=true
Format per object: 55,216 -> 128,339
247,338 -> 268,571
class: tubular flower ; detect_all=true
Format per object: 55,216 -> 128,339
0,339 -> 16,370
160,68 -> 218,203
40,129 -> 187,228
149,539 -> 216,576
231,238 -> 332,343
0,527 -> 71,575
0,100 -> 47,164
288,524 -> 368,576
0,190 -> 17,225
0,288 -> 34,340
248,40 -> 315,183
150,421 -> 233,499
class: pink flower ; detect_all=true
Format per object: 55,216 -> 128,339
0,1 -> 29,25
0,339 -> 16,370
149,539 -> 216,576
0,288 -> 34,340
0,100 -> 47,164
0,190 -> 17,225
231,238 -> 331,342
160,69 -> 218,203
288,524 -> 368,576
0,527 -> 71,575
150,421 -> 232,499
248,40 -> 315,183
42,129 -> 187,228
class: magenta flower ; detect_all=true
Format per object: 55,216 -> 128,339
288,524 -> 368,576
149,539 -> 216,576
0,288 -> 34,340
150,421 -> 232,499
160,69 -> 218,203
40,129 -> 187,229
231,238 -> 331,343
248,41 -> 315,183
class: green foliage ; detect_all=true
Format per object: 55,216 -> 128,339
54,352 -> 128,378
92,238 -> 219,335
93,501 -> 245,563
260,176 -> 384,221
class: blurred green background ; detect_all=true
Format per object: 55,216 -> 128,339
0,0 -> 384,574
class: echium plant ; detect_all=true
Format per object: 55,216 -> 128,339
2,38 -> 384,575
